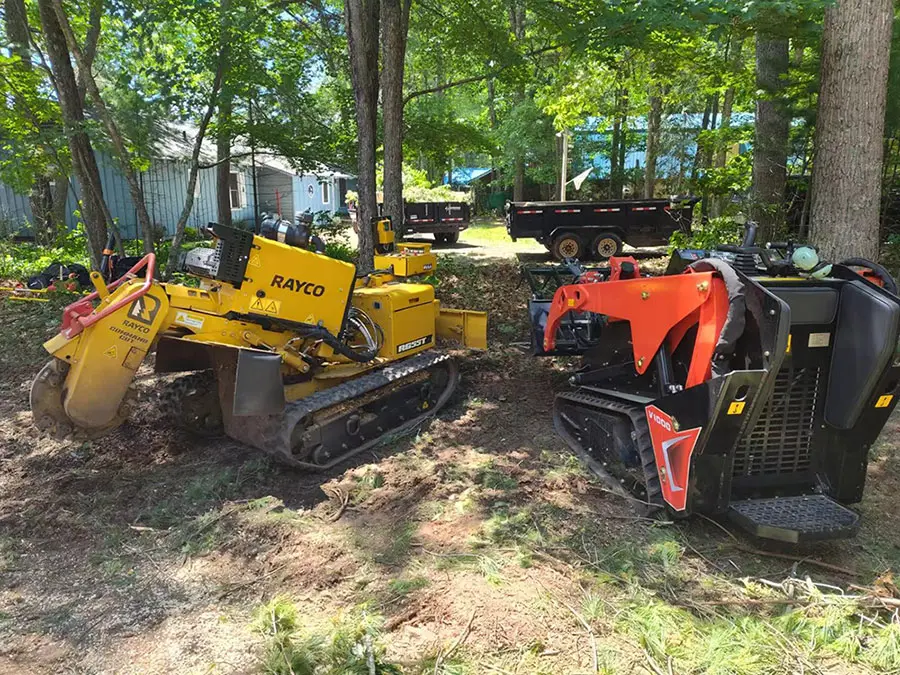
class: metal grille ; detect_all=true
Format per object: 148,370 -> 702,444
729,495 -> 859,539
733,366 -> 820,477
210,223 -> 253,288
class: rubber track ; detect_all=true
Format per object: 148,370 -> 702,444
229,350 -> 457,469
554,389 -> 664,513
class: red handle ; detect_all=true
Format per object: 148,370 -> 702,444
61,254 -> 157,338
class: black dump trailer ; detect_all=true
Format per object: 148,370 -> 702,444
401,201 -> 470,244
506,196 -> 700,260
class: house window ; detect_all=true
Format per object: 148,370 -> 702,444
321,181 -> 330,205
229,172 -> 243,209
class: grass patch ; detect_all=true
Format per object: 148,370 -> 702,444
351,468 -> 386,505
0,536 -> 18,573
252,597 -> 402,674
473,460 -> 517,491
351,520 -> 415,567
386,576 -> 429,598
461,218 -> 509,244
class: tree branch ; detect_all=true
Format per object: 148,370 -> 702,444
403,43 -> 565,105
165,59 -> 225,277
198,151 -> 254,169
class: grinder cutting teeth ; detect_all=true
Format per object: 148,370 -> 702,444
31,216 -> 486,467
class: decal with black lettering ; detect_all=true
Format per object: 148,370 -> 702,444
270,275 -> 326,297
397,335 -> 432,354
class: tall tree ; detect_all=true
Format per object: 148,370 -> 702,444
345,0 -> 380,270
216,0 -> 234,228
381,0 -> 412,229
810,0 -> 894,259
4,0 -> 55,243
35,0 -> 108,267
509,0 -> 526,201
50,0 -> 157,254
643,85 -> 663,199
751,36 -> 789,238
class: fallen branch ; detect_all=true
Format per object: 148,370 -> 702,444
218,562 -> 289,598
732,544 -> 859,577
643,650 -> 669,675
433,609 -> 476,673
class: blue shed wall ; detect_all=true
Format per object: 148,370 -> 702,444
0,154 -> 257,238
292,175 -> 337,215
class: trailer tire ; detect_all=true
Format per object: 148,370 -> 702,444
445,230 -> 460,244
434,233 -> 447,244
591,233 -> 623,260
551,232 -> 584,260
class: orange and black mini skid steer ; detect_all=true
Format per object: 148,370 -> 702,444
527,234 -> 900,543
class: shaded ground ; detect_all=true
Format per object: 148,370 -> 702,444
3,257 -> 900,673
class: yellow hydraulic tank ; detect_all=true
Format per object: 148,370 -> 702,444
353,282 -> 436,358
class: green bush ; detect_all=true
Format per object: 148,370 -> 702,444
252,598 -> 402,675
669,216 -> 742,251
0,225 -> 90,280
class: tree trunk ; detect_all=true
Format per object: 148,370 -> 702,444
643,90 -> 663,199
216,95 -> 233,227
690,100 -> 712,185
165,65 -> 224,278
345,0 -> 380,271
381,0 -> 411,231
513,158 -> 525,201
36,0 -> 107,267
509,0 -> 526,202
487,75 -> 497,129
751,36 -> 790,239
711,38 -> 743,218
215,0 -> 234,228
50,0 -> 156,255
810,0 -> 893,260
610,109 -> 620,198
7,0 -> 61,245
618,93 -> 628,186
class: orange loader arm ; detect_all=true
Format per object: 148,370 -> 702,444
543,271 -> 730,389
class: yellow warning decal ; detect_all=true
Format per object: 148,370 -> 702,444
876,394 -> 894,408
249,297 -> 281,315
248,253 -> 261,268
786,334 -> 792,354
104,345 -> 118,359
727,401 -> 746,415
567,298 -> 576,307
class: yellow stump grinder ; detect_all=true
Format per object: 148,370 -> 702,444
30,218 -> 486,468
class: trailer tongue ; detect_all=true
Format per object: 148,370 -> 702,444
530,235 -> 900,543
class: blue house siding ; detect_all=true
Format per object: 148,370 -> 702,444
0,154 -> 257,238
292,174 -> 337,215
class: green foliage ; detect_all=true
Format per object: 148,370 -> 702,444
669,215 -> 743,251
252,599 -> 402,675
0,226 -> 90,280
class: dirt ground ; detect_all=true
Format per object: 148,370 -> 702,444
4,255 -> 900,674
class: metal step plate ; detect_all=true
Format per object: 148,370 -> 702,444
728,495 -> 860,543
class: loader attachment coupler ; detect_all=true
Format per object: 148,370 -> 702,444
536,248 -> 900,543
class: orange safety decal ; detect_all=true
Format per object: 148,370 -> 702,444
646,405 -> 701,512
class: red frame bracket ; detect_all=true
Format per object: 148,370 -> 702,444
60,254 -> 157,338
